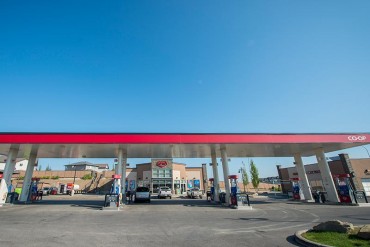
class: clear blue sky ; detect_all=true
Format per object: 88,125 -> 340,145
1,1 -> 370,177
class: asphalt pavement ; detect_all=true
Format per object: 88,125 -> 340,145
0,194 -> 369,247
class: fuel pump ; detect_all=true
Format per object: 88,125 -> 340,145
105,174 -> 121,208
29,178 -> 40,202
208,178 -> 214,202
228,175 -> 238,207
112,174 -> 121,195
333,174 -> 354,203
290,178 -> 304,200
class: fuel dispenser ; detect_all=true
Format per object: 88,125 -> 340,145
104,174 -> 121,209
290,178 -> 304,200
333,174 -> 354,203
208,178 -> 214,202
29,178 -> 40,201
228,175 -> 238,207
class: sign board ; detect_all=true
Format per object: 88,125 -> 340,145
104,194 -> 119,207
66,183 -> 73,190
354,191 -> 368,203
151,159 -> 173,169
129,180 -> 136,191
237,194 -> 250,206
187,180 -> 193,188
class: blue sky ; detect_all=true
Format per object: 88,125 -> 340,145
1,1 -> 370,177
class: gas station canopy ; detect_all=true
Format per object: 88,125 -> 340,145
0,133 -> 369,159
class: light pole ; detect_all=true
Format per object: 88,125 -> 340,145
238,167 -> 245,193
73,166 -> 77,184
71,165 -> 77,196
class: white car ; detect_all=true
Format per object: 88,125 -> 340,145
158,187 -> 172,199
41,187 -> 51,196
134,187 -> 151,203
187,187 -> 203,199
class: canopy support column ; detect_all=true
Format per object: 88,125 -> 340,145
19,145 -> 39,202
211,146 -> 220,202
315,148 -> 340,202
220,145 -> 230,205
0,145 -> 20,205
119,147 -> 128,204
293,153 -> 313,201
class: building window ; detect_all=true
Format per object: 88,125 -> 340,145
165,169 -> 171,178
152,169 -> 159,178
152,168 -> 172,179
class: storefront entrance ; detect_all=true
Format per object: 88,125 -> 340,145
152,179 -> 172,193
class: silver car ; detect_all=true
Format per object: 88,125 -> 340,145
41,187 -> 51,196
134,187 -> 151,203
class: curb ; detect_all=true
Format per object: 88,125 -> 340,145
294,230 -> 334,247
288,201 -> 359,206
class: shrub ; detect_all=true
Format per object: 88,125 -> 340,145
41,176 -> 50,179
17,176 -> 25,180
51,176 -> 59,180
81,174 -> 93,180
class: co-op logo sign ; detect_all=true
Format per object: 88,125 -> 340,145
156,160 -> 168,168
348,136 -> 367,141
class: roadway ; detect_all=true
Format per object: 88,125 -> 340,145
0,194 -> 369,247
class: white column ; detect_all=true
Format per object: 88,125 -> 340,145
0,145 -> 20,205
211,146 -> 220,202
220,145 -> 231,205
294,153 -> 313,201
120,148 -> 128,204
116,148 -> 123,201
19,145 -> 39,202
315,148 -> 340,203
171,176 -> 175,193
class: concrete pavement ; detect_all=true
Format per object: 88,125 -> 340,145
0,194 -> 369,247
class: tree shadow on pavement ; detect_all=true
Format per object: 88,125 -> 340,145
30,199 -> 104,210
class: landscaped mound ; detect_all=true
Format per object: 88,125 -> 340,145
301,220 -> 370,247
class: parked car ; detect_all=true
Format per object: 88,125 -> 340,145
50,187 -> 58,195
158,187 -> 172,199
187,187 -> 203,199
134,187 -> 151,203
41,187 -> 51,196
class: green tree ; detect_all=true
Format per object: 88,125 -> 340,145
38,164 -> 42,171
45,165 -> 52,171
250,160 -> 260,192
240,162 -> 249,193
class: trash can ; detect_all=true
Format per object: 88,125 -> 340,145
219,192 -> 226,203
5,192 -> 15,203
313,192 -> 320,203
206,191 -> 212,202
13,192 -> 19,202
320,192 -> 326,203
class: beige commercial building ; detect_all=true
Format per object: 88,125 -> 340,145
277,154 -> 370,196
125,159 -> 206,194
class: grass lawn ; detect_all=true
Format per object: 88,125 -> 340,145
303,231 -> 370,247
